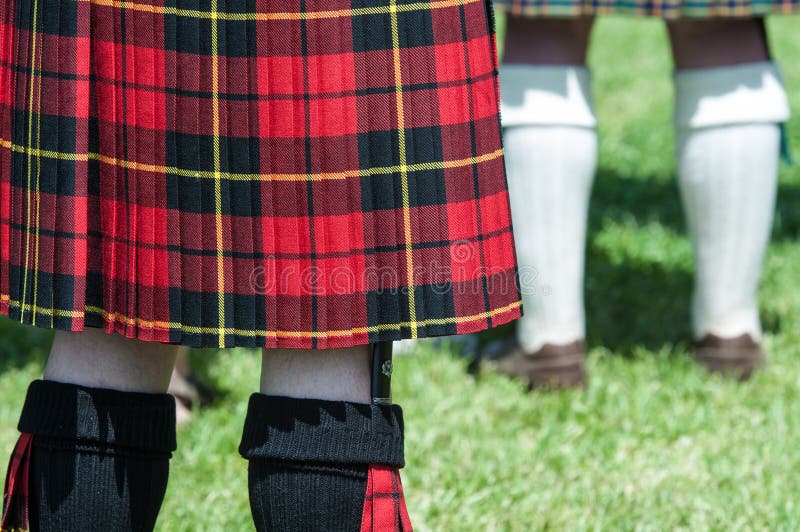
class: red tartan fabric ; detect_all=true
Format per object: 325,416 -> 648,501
1,433 -> 32,532
0,0 -> 521,349
360,466 -> 412,532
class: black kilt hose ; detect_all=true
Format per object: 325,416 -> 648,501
0,0 -> 522,349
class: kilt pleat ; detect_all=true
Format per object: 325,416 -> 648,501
496,0 -> 800,18
0,0 -> 522,349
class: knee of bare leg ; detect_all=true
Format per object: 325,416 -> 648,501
503,16 -> 594,65
668,18 -> 768,68
44,328 -> 179,393
260,346 -> 371,403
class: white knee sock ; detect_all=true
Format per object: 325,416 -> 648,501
500,65 -> 597,352
675,62 -> 790,340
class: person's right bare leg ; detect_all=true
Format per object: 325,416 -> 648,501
490,17 -> 596,388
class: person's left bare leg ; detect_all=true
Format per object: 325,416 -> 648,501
239,345 -> 409,531
259,346 -> 370,402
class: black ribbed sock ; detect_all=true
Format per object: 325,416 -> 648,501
239,395 -> 405,532
7,380 -> 176,532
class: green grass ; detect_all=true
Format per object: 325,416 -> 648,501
3,16 -> 800,530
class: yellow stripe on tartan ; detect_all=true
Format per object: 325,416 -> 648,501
87,0 -> 482,21
389,0 -> 417,338
211,0 -> 226,348
0,138 -> 503,183
3,295 -> 84,318
20,0 -> 41,322
1,294 -> 521,339
32,21 -> 44,326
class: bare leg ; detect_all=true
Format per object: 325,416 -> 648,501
261,346 -> 370,403
169,346 -> 193,423
503,16 -> 594,66
45,328 -> 178,393
668,19 -> 768,69
174,345 -> 191,376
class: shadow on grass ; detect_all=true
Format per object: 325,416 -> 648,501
585,168 -> 800,354
773,180 -> 800,242
584,246 -> 692,356
0,318 -> 52,372
589,169 -> 685,233
583,168 -> 692,355
590,167 -> 800,242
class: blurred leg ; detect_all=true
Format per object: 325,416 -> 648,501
670,19 -> 789,376
667,19 -> 768,69
169,346 -> 193,423
240,345 -> 408,531
503,17 -> 594,65
168,346 -> 220,424
491,17 -> 595,387
3,330 -> 178,532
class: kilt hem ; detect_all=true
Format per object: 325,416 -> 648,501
0,296 -> 522,349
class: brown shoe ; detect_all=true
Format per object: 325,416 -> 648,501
692,333 -> 766,380
482,339 -> 587,389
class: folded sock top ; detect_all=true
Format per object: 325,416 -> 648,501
499,64 -> 596,128
18,380 -> 177,453
239,394 -> 405,468
674,61 -> 790,129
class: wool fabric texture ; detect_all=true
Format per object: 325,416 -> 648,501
0,0 -> 521,349
2,380 -> 176,532
240,395 -> 410,531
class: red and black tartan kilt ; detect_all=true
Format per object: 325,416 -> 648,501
0,0 -> 521,349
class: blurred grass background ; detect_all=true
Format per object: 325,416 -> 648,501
2,15 -> 800,530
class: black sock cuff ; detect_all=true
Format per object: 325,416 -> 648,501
18,380 -> 177,453
239,395 -> 405,468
